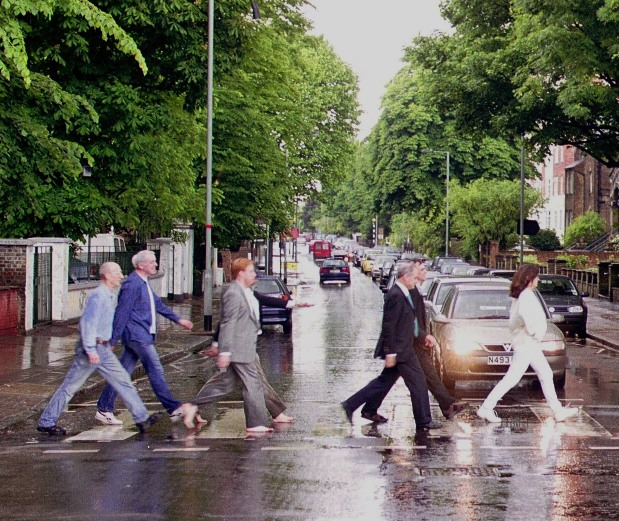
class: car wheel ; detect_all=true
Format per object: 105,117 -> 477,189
283,317 -> 293,334
577,327 -> 587,340
554,370 -> 566,389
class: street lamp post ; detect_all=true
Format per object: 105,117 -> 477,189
422,149 -> 450,256
204,1 -> 260,331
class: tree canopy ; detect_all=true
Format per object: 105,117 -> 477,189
0,0 -> 359,245
410,0 -> 619,166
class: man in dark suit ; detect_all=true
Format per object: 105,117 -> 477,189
341,262 -> 441,431
360,259 -> 468,422
96,250 -> 197,427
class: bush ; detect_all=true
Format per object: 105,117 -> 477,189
522,254 -> 540,264
528,229 -> 561,251
557,254 -> 589,269
563,211 -> 608,247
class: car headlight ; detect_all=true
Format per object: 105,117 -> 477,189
541,339 -> 565,353
450,337 -> 482,355
567,305 -> 584,313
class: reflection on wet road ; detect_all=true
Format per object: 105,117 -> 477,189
2,250 -> 619,520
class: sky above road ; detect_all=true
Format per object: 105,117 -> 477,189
302,1 -> 451,139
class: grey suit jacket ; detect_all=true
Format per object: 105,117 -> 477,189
218,282 -> 261,363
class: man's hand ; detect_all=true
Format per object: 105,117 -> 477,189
424,334 -> 438,349
384,355 -> 396,368
88,352 -> 100,364
203,346 -> 219,358
217,353 -> 231,369
178,319 -> 193,330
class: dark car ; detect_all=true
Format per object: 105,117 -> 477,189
319,258 -> 350,284
254,275 -> 293,334
537,274 -> 588,338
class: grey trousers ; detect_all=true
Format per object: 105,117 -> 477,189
192,357 -> 271,428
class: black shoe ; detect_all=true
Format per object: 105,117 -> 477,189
361,411 -> 388,423
341,402 -> 353,424
136,413 -> 162,434
37,425 -> 67,436
416,420 -> 442,431
442,401 -> 469,420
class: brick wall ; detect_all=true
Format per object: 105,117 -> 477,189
488,248 -> 617,269
0,244 -> 28,333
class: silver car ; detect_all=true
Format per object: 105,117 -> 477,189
430,284 -> 567,390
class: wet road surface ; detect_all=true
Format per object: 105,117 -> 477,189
2,251 -> 619,520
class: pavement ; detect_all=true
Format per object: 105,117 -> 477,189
0,282 -> 617,431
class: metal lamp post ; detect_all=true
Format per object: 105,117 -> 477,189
422,149 -> 450,256
204,1 -> 260,331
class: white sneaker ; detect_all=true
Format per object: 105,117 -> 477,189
476,406 -> 502,423
554,406 -> 579,422
95,410 -> 123,426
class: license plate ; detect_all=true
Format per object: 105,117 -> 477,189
330,269 -> 340,273
488,356 -> 511,365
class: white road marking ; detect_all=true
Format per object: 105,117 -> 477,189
43,449 -> 99,454
152,447 -> 210,452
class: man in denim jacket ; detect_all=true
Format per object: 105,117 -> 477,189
37,262 -> 158,435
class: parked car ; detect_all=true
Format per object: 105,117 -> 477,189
448,263 -> 472,276
430,256 -> 465,271
68,257 -> 98,283
360,249 -> 383,275
418,270 -> 442,297
537,274 -> 588,338
371,255 -> 398,280
253,275 -> 293,334
430,284 -> 567,390
319,258 -> 351,284
379,258 -> 397,288
352,247 -> 368,268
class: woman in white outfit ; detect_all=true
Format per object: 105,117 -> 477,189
476,264 -> 578,423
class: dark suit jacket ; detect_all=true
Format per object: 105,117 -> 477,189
373,283 -> 418,362
111,271 -> 180,345
410,286 -> 428,349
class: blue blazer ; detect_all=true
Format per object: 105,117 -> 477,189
110,271 -> 180,345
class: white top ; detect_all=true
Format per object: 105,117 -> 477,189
509,287 -> 547,347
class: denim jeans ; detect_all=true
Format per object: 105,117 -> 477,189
38,345 -> 150,428
97,341 -> 182,414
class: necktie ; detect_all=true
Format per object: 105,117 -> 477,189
406,293 -> 420,338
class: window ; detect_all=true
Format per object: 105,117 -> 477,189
566,171 -> 574,194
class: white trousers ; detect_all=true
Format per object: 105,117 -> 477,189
481,343 -> 562,412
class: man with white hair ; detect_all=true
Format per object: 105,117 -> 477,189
37,262 -> 158,435
95,250 -> 197,427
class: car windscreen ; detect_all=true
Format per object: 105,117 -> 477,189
323,260 -> 346,267
538,277 -> 579,296
452,290 -> 512,319
254,279 -> 282,295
